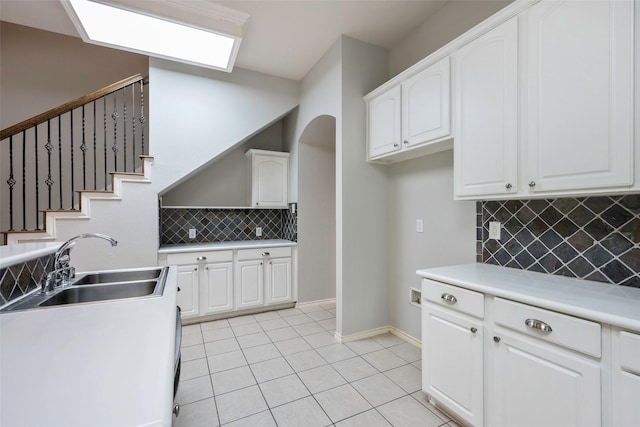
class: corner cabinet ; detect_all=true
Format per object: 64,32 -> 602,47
454,0 -> 635,200
366,57 -> 452,164
246,149 -> 290,208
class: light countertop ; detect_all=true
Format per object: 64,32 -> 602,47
0,241 -> 63,269
0,266 -> 178,427
158,239 -> 297,254
417,263 -> 640,331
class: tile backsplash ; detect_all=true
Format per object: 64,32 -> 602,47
477,195 -> 640,287
0,253 -> 55,305
160,207 -> 298,246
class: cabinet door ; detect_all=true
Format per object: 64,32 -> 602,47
253,155 -> 288,207
266,257 -> 292,304
422,304 -> 483,427
491,329 -> 601,427
235,260 -> 264,309
201,262 -> 233,314
176,265 -> 199,318
367,85 -> 402,158
454,17 -> 518,198
402,57 -> 450,147
524,0 -> 633,193
613,330 -> 640,426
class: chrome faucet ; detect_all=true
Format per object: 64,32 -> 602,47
41,233 -> 118,294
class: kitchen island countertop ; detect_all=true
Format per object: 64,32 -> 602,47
0,266 -> 178,427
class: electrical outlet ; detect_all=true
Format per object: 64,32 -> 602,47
489,222 -> 501,240
416,219 -> 424,233
256,227 -> 262,237
188,228 -> 196,239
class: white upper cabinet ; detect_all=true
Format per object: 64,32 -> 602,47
246,149 -> 290,208
367,86 -> 402,158
366,57 -> 452,163
454,18 -> 518,198
402,57 -> 451,147
523,0 -> 634,193
454,0 -> 634,200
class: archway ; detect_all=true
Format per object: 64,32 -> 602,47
297,115 -> 336,303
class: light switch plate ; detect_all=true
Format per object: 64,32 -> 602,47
489,222 -> 501,240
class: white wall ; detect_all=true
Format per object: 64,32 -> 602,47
149,58 -> 300,195
389,0 -> 513,77
388,151 -> 476,339
338,37 -> 390,336
161,121 -> 284,207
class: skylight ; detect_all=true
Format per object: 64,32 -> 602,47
61,0 -> 243,72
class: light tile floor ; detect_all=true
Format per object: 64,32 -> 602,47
176,302 -> 458,427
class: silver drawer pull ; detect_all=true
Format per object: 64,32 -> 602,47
262,252 -> 270,256
196,256 -> 207,261
525,318 -> 552,333
441,293 -> 457,304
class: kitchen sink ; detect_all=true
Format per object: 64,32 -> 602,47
71,268 -> 163,285
0,266 -> 168,312
39,281 -> 158,306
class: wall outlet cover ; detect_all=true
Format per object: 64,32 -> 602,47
489,222 -> 501,240
188,228 -> 196,239
416,219 -> 424,233
256,227 -> 262,237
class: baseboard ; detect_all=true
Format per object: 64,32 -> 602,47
389,326 -> 422,348
296,297 -> 336,308
334,325 -> 422,348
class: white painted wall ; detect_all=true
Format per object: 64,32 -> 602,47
161,121 -> 284,207
148,58 -> 300,195
338,37 -> 390,336
389,0 -> 513,77
388,152 -> 476,340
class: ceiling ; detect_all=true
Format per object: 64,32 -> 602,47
0,0 -> 448,80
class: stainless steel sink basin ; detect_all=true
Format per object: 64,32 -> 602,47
39,281 -> 158,306
0,266 -> 168,312
72,268 -> 163,285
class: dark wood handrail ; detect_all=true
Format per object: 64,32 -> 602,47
0,74 -> 145,140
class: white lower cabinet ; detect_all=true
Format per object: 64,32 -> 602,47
423,305 -> 483,426
612,329 -> 640,426
491,329 -> 601,427
176,264 -> 199,318
421,278 -> 629,427
235,259 -> 264,309
162,245 -> 295,319
202,261 -> 233,314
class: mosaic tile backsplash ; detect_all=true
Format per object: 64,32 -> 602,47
0,253 -> 55,305
477,195 -> 640,287
160,207 -> 297,246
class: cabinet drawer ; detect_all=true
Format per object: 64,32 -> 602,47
620,331 -> 640,373
494,298 -> 601,358
423,279 -> 484,319
166,250 -> 233,265
237,246 -> 291,261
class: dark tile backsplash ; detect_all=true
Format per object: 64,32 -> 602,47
477,195 -> 640,287
160,207 -> 298,246
0,253 -> 55,305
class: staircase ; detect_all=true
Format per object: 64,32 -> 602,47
1,75 -> 149,245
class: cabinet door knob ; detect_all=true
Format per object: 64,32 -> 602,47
470,327 -> 477,334
505,183 -> 512,189
441,293 -> 457,304
528,181 -> 536,187
196,256 -> 207,261
525,318 -> 552,333
403,140 -> 409,145
262,252 -> 270,256
493,336 -> 501,343
177,287 -> 181,292
393,143 -> 400,148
